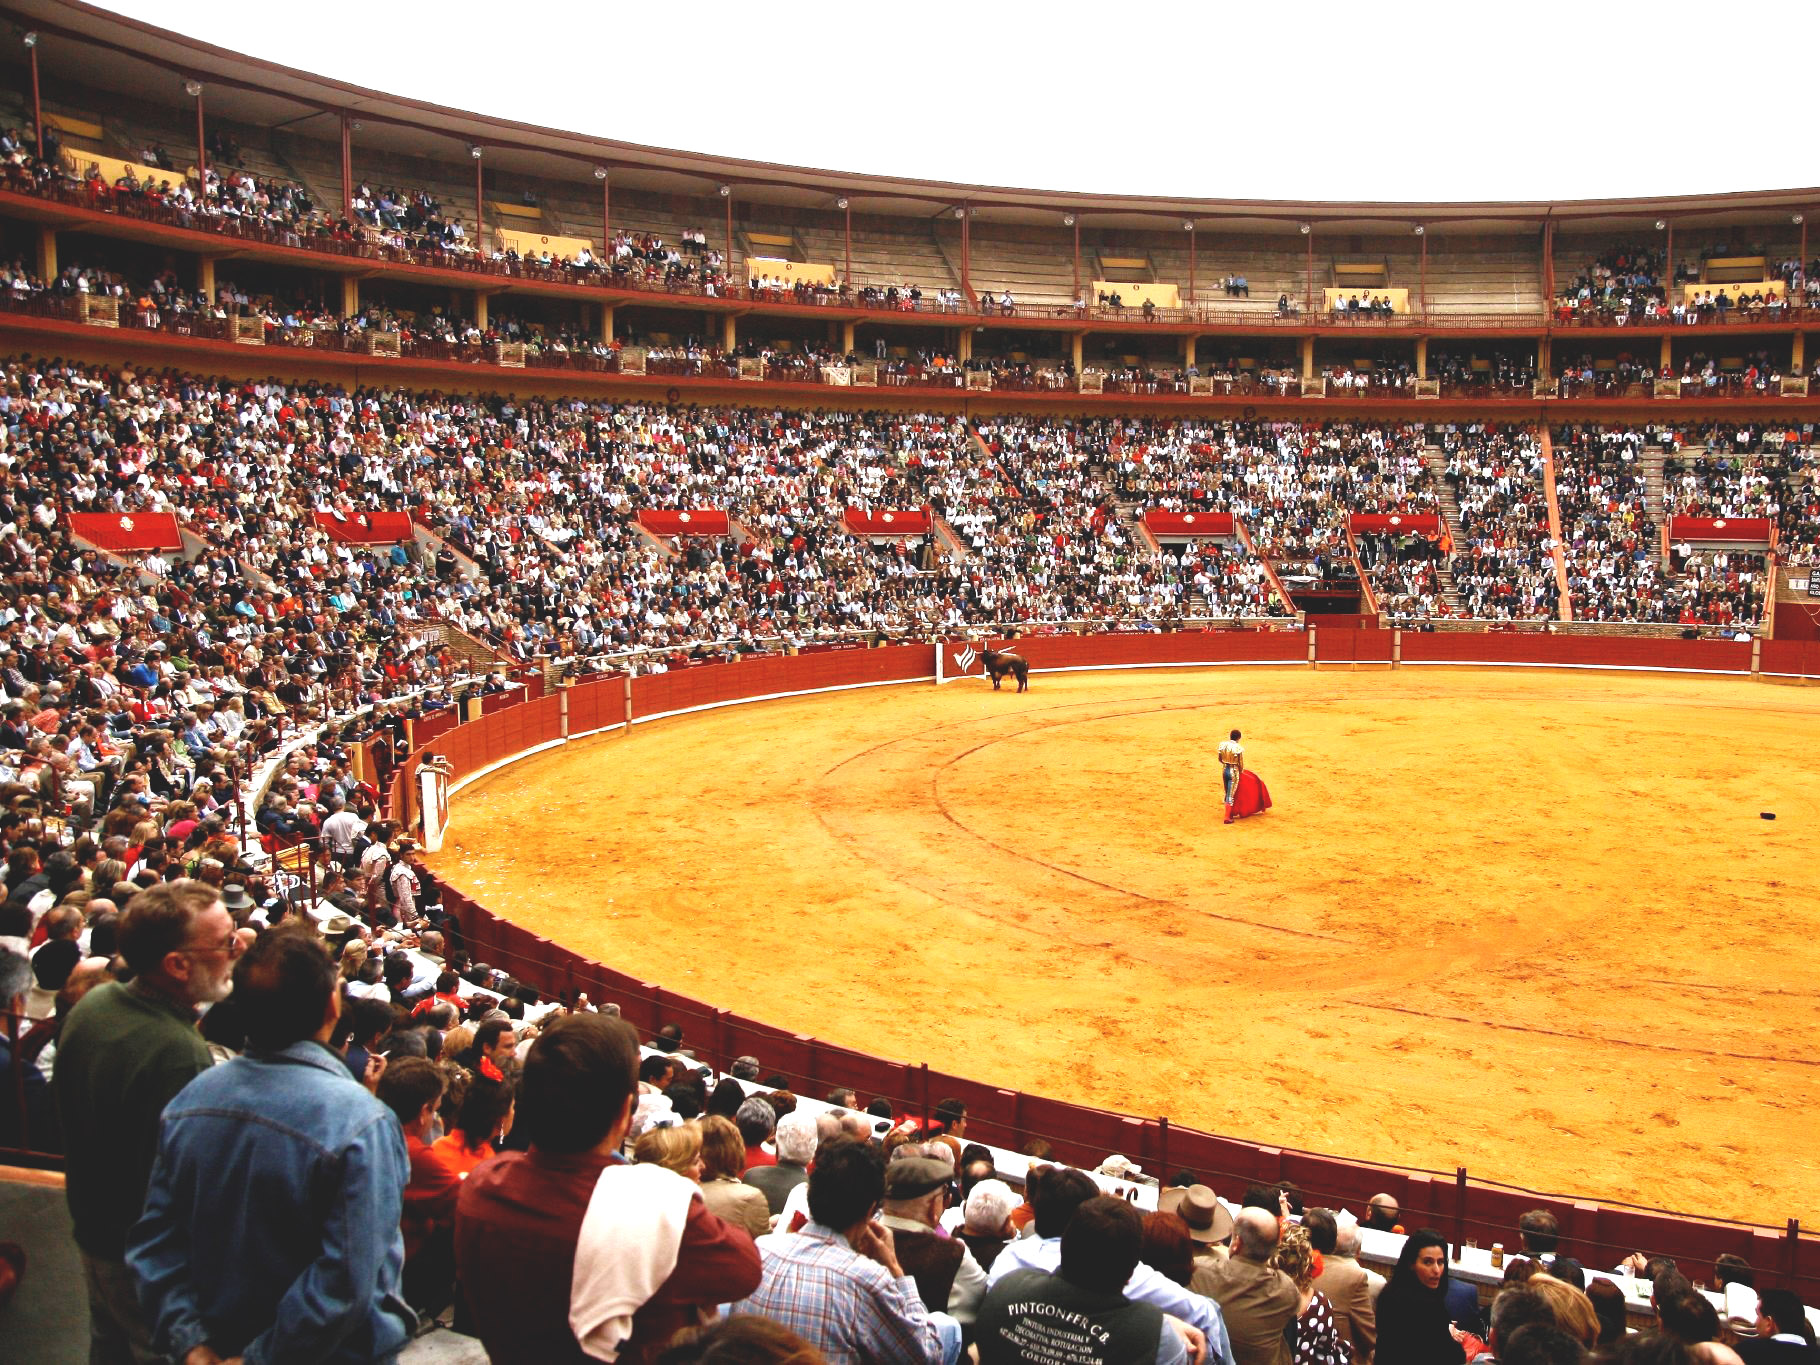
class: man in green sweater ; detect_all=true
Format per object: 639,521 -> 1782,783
53,879 -> 238,1365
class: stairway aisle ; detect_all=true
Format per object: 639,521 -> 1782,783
1420,444 -> 1470,614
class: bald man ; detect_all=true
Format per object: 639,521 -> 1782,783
1195,1207 -> 1299,1365
1366,1192 -> 1401,1232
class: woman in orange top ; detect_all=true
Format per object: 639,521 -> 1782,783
414,1072 -> 516,1226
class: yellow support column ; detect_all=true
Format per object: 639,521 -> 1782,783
473,291 -> 489,330
1538,336 -> 1550,377
1301,335 -> 1315,379
1184,335 -> 1197,372
841,320 -> 855,354
600,304 -> 615,345
958,329 -> 973,364
341,275 -> 359,318
1660,334 -> 1672,372
197,256 -> 216,303
721,313 -> 736,353
36,225 -> 56,280
1416,336 -> 1428,380
1070,333 -> 1083,373
1794,332 -> 1806,371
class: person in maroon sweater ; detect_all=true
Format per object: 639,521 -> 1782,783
454,1013 -> 762,1364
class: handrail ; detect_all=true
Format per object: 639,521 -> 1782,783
9,292 -> 1815,406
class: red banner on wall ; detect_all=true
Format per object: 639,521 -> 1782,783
1142,510 -> 1236,537
1668,517 -> 1772,542
68,511 -> 183,552
1348,513 -> 1442,535
638,509 -> 731,537
844,507 -> 931,536
314,510 -> 415,544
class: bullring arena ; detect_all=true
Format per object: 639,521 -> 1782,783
433,650 -> 1820,1228
17,1 -> 1820,1357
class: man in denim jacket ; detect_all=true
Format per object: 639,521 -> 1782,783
128,925 -> 416,1364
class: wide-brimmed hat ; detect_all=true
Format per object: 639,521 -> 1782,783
1160,1184 -> 1235,1244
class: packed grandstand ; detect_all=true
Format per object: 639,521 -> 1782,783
3,5 -> 1820,1364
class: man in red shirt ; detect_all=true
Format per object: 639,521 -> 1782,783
455,1013 -> 761,1363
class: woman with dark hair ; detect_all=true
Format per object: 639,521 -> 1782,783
417,1074 -> 514,1210
1374,1229 -> 1467,1365
1583,1275 -> 1629,1349
706,1076 -> 747,1120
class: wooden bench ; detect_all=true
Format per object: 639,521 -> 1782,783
498,227 -> 594,258
1680,280 -> 1783,305
1334,262 -> 1390,289
747,257 -> 836,286
1092,280 -> 1179,308
1703,255 -> 1768,285
44,112 -> 105,141
60,149 -> 181,189
1323,287 -> 1410,314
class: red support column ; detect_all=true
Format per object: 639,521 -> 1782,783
340,114 -> 353,222
194,90 -> 206,186
1542,215 -> 1555,307
1072,217 -> 1081,304
960,207 -> 971,303
28,43 -> 42,161
1419,230 -> 1428,318
1799,215 -> 1808,305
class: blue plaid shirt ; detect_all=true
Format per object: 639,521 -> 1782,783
730,1221 -> 945,1364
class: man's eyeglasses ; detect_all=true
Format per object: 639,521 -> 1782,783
180,930 -> 245,957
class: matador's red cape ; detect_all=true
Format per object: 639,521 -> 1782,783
1230,769 -> 1272,820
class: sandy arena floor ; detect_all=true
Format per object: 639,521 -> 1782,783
432,667 -> 1820,1227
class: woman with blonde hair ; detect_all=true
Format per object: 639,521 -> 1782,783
696,1114 -> 771,1236
438,1024 -> 475,1066
1270,1220 -> 1350,1365
1528,1272 -> 1600,1349
634,1120 -> 705,1182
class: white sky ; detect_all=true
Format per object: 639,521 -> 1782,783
98,0 -> 1808,204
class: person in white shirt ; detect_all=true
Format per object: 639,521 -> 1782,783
320,806 -> 368,866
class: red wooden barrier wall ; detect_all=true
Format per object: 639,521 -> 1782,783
631,644 -> 933,720
1402,632 -> 1752,673
997,630 -> 1308,671
399,634 -> 1814,1291
1313,627 -> 1395,663
1762,638 -> 1820,676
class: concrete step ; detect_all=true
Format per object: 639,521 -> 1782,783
1422,444 -> 1470,612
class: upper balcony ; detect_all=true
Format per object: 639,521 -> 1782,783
1,2 -> 1816,345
